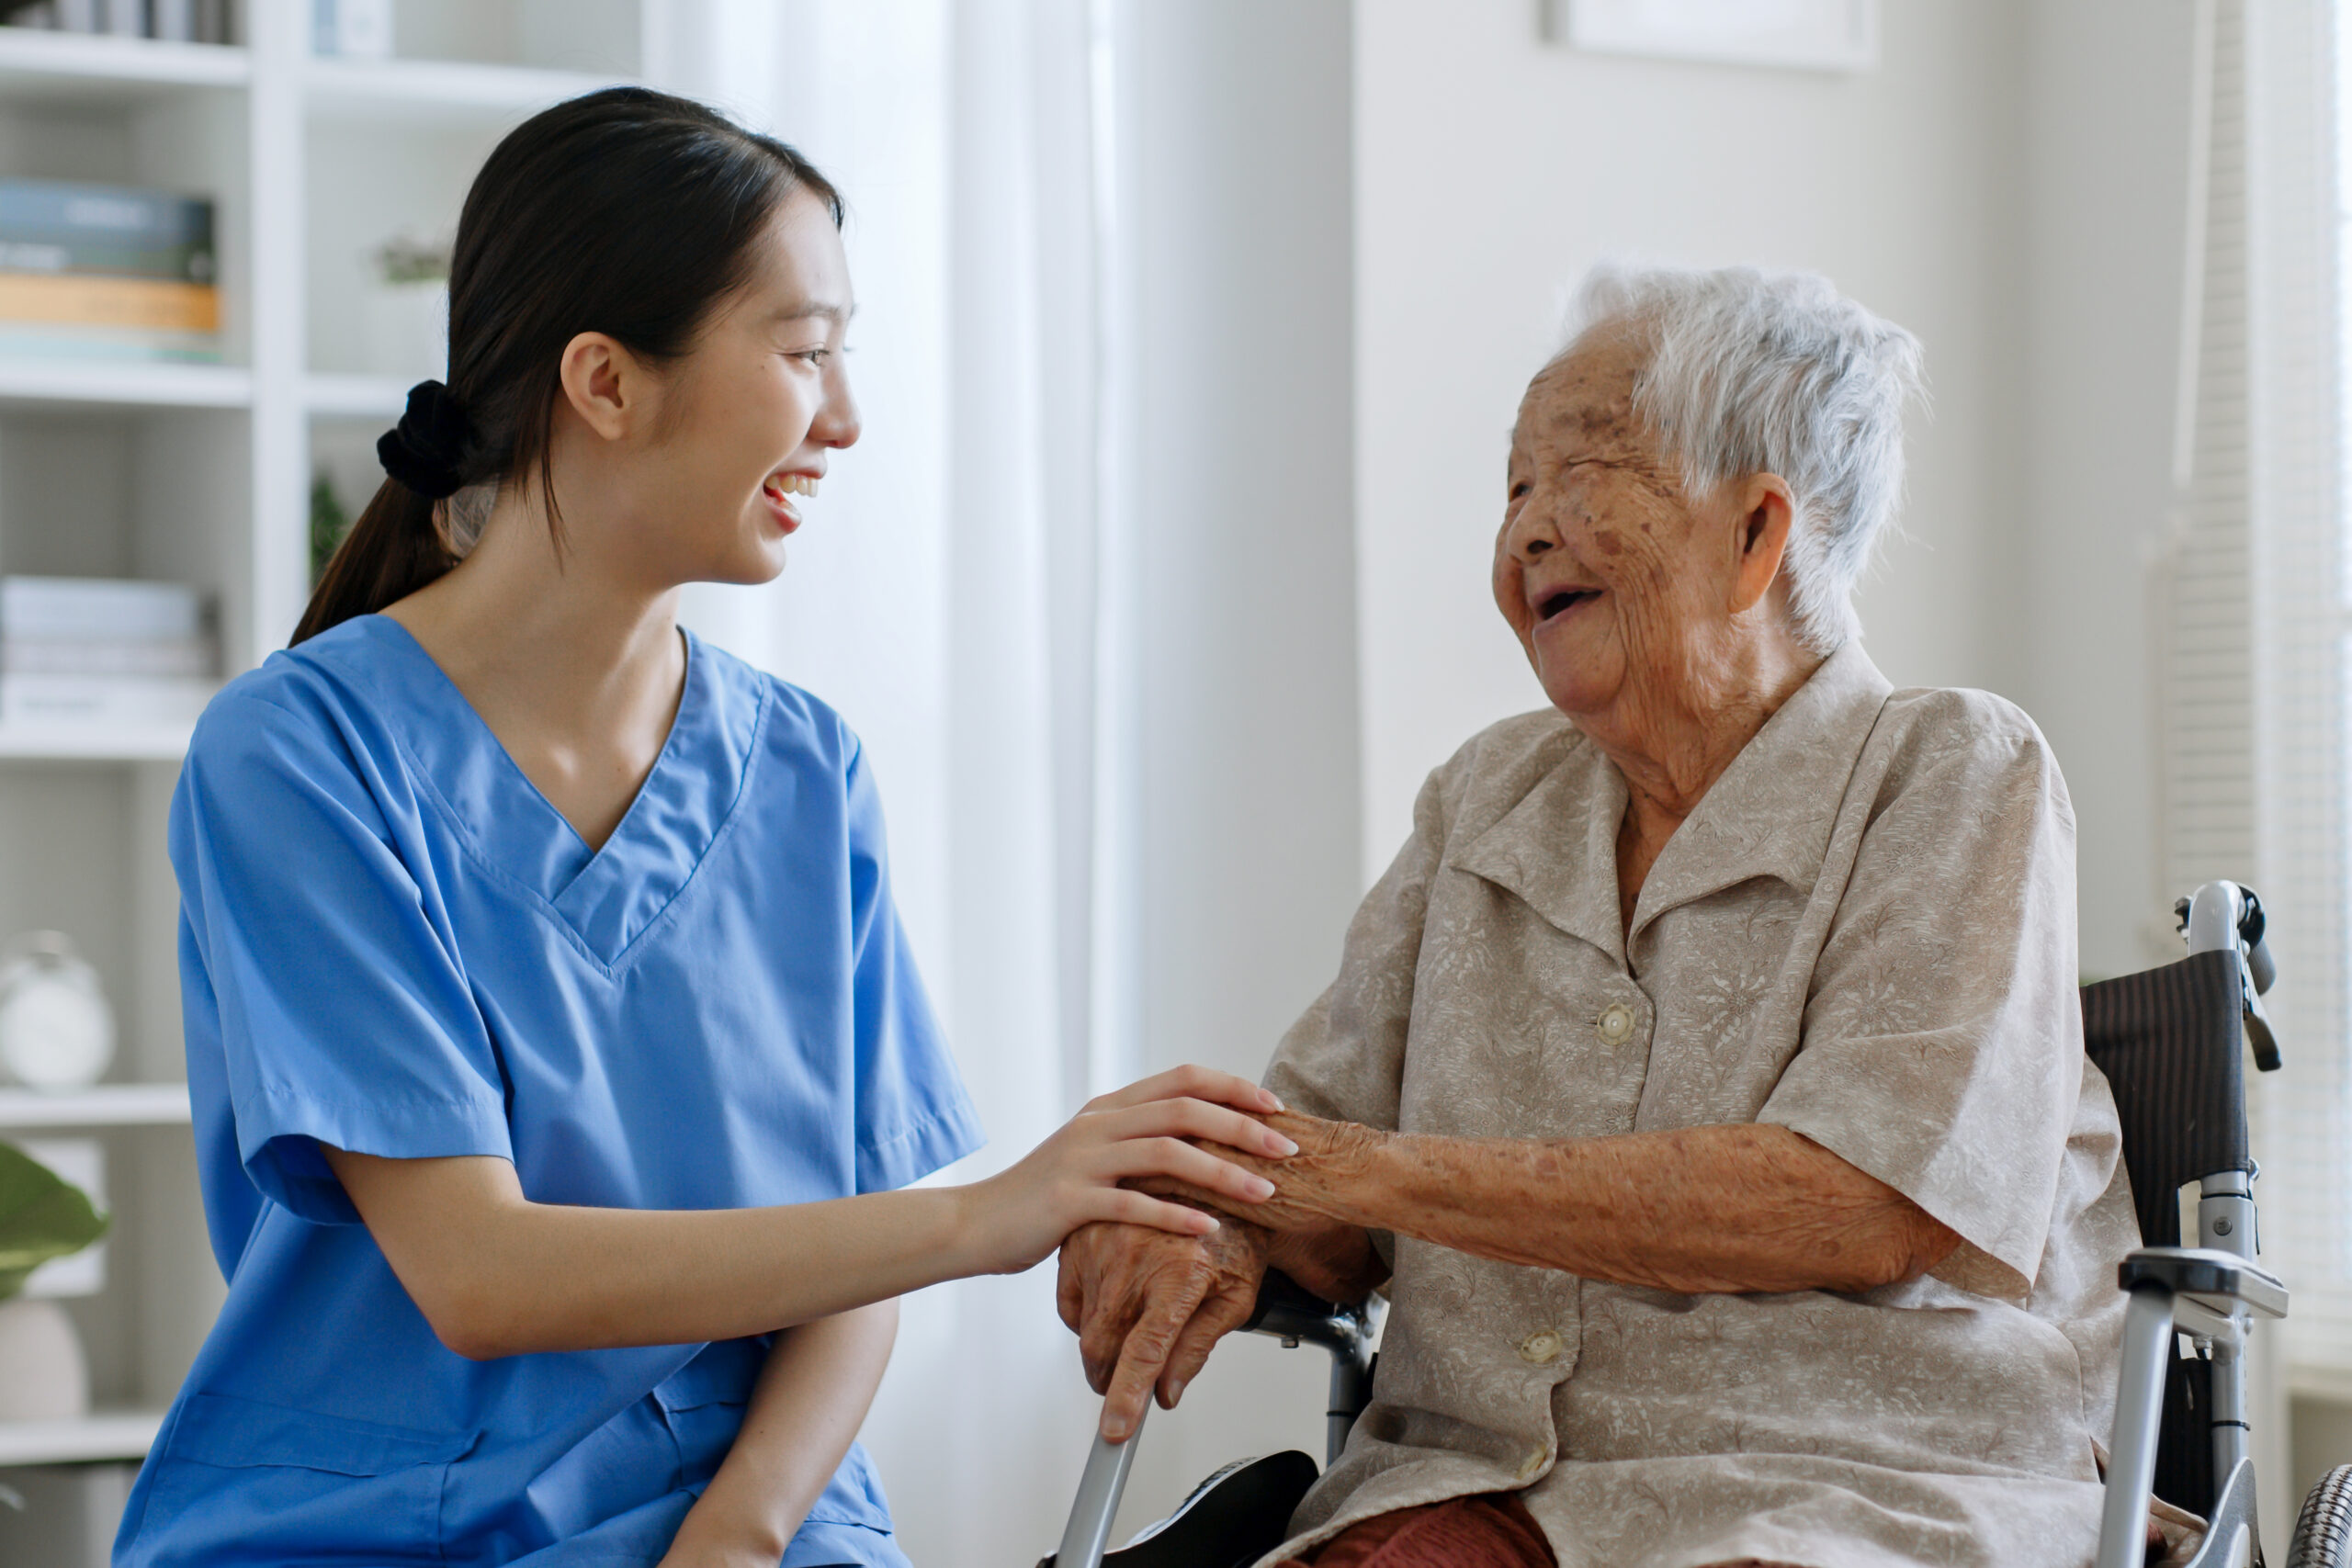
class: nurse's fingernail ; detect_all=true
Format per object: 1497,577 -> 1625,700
1267,1134 -> 1299,1156
1247,1175 -> 1276,1199
1261,1090 -> 1286,1111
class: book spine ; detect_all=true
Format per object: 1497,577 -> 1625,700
2,638 -> 216,678
0,181 -> 212,253
0,673 -> 216,727
0,324 -> 219,362
1,578 -> 207,640
0,239 -> 212,283
0,274 -> 218,332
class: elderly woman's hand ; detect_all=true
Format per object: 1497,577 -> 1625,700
1057,1218 -> 1272,1442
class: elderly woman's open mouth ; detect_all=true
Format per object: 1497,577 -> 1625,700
1533,586 -> 1600,624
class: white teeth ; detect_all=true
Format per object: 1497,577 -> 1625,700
770,474 -> 819,499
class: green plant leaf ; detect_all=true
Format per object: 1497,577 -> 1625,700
0,1143 -> 107,1302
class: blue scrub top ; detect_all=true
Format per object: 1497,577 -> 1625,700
116,615 -> 985,1568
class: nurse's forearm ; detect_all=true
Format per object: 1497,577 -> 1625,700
322,1068 -> 1295,1358
325,1148 -> 993,1357
1163,1113 -> 1962,1295
661,1301 -> 898,1566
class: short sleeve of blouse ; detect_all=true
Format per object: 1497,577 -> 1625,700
1759,701 -> 2084,1301
171,691 -> 512,1224
842,740 -> 984,1193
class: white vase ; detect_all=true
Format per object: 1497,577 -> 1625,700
363,281 -> 449,381
0,1297 -> 88,1420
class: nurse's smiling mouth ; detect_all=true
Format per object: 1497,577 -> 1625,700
760,470 -> 821,534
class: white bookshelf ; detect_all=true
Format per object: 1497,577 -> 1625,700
0,30 -> 247,100
0,1084 -> 190,1129
0,362 -> 252,411
0,0 -> 654,1498
0,1410 -> 164,1468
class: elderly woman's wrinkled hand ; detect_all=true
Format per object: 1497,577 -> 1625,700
1154,1109 -> 1392,1235
1056,1217 -> 1272,1442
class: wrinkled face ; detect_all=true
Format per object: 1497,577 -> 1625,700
623,188 -> 861,586
1494,335 -> 1744,725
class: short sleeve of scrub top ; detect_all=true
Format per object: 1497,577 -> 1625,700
173,687 -> 514,1230
121,618 -> 984,1568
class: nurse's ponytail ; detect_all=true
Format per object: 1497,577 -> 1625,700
293,88 -> 842,645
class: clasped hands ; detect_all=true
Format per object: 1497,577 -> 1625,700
1054,1108 -> 1388,1441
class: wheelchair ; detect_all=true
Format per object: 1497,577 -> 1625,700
1044,880 -> 2352,1568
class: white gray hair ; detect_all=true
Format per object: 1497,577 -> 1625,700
1561,263 -> 1926,655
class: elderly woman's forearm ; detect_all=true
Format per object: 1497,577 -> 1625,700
1172,1115 -> 1959,1295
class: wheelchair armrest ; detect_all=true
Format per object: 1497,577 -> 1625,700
1244,1269 -> 1374,1357
2120,1247 -> 2288,1320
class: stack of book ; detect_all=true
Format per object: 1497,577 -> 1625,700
0,577 -> 217,728
2,1 -> 235,42
0,178 -> 218,363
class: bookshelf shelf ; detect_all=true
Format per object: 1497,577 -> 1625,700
302,55 -> 621,128
0,717 -> 197,761
0,1083 -> 191,1129
0,359 -> 250,410
0,1409 -> 166,1468
0,29 -> 247,100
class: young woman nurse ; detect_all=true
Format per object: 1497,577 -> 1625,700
115,88 -> 1291,1568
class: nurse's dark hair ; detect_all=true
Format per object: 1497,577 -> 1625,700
292,86 -> 842,645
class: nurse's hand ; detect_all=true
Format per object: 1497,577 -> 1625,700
956,1065 -> 1296,1278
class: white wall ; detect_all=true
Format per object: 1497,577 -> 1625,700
1352,0 -> 2033,877
1351,1 -> 2206,986
2016,0 -> 2198,979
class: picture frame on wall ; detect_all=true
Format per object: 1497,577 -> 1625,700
1552,0 -> 1879,73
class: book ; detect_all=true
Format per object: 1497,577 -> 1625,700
5,0 -> 229,39
0,178 -> 214,284
0,323 -> 219,362
0,672 -> 214,726
313,0 -> 391,58
0,577 -> 208,642
0,274 -> 216,333
2,637 -> 216,678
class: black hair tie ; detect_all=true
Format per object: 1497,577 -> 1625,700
377,379 -> 472,500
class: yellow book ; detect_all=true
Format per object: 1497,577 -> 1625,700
0,272 -> 219,333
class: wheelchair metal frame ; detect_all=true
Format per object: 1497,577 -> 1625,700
2094,880 -> 2286,1568
1054,879 -> 2287,1568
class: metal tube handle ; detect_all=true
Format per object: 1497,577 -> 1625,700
2094,1285 -> 2177,1568
1051,1404 -> 1147,1568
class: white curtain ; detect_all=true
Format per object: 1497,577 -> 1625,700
2160,0 -> 2340,1538
646,2 -> 1137,1562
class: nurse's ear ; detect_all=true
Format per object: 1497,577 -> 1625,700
556,331 -> 661,445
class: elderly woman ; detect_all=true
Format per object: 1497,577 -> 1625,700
1056,265 -> 2142,1568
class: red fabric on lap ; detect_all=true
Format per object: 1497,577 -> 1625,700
1281,1493 -> 1555,1568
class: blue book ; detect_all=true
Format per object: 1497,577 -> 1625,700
0,179 -> 213,283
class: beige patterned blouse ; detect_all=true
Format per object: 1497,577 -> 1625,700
1260,641 -> 2139,1568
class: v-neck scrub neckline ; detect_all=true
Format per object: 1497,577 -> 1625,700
123,615 -> 983,1568
346,615 -> 761,969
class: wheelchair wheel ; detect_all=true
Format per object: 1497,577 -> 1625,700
2290,1464 -> 2352,1566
